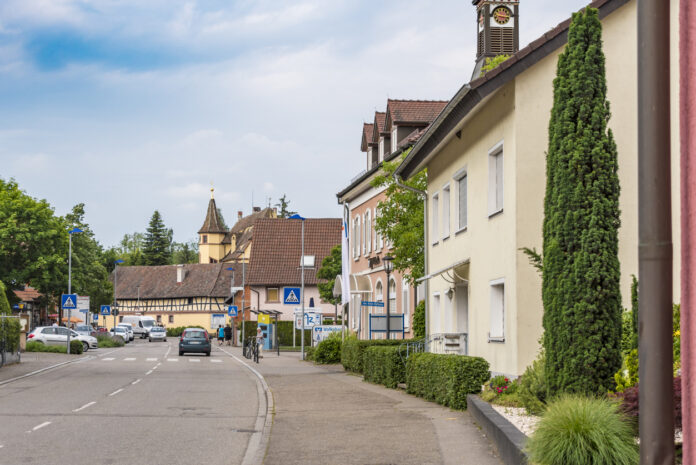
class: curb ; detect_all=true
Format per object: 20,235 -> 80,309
467,394 -> 528,465
217,346 -> 274,465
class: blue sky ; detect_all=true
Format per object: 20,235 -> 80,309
1,0 -> 589,247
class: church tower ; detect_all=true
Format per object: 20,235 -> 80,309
198,188 -> 228,264
472,0 -> 520,79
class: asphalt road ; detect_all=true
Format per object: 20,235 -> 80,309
0,339 -> 263,465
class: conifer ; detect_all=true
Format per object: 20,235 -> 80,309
143,211 -> 172,266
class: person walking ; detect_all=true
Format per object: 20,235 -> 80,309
217,325 -> 224,346
224,324 -> 232,346
256,326 -> 264,358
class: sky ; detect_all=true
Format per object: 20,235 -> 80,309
0,0 -> 589,248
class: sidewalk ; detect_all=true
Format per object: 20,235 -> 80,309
0,351 -> 90,384
242,349 -> 502,465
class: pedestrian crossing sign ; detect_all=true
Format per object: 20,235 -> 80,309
283,287 -> 301,305
61,294 -> 78,309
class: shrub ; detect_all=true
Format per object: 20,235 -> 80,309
314,332 -> 342,364
526,395 -> 639,465
341,335 -> 405,374
70,339 -> 84,354
166,325 -> 204,337
412,301 -> 425,339
305,346 -> 316,361
0,318 -> 21,353
614,348 -> 639,392
406,352 -> 489,410
96,334 -> 124,348
363,346 -> 407,389
26,341 -> 67,353
614,376 -> 682,435
519,353 -> 547,415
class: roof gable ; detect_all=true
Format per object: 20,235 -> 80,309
361,123 -> 375,152
198,197 -> 227,234
372,112 -> 386,143
385,99 -> 449,131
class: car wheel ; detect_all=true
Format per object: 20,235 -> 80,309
206,352 -> 210,357
179,351 -> 183,356
149,338 -> 152,342
164,339 -> 167,342
82,342 -> 89,352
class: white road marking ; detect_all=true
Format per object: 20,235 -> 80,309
132,379 -> 142,385
211,359 -> 222,363
103,357 -> 115,361
73,401 -> 96,412
167,358 -> 178,362
32,422 -> 51,432
151,366 -> 158,370
156,362 -> 161,367
124,358 -> 136,361
109,388 -> 124,397
146,370 -> 153,375
189,359 -> 200,363
146,358 -> 157,361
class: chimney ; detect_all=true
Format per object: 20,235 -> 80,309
238,210 -> 243,220
472,0 -> 520,79
253,206 -> 261,213
176,264 -> 186,284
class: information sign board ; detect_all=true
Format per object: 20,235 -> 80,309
312,325 -> 342,344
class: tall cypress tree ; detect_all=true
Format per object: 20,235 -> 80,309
542,8 -> 621,395
143,211 -> 172,266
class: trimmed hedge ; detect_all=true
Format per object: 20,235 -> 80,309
363,346 -> 407,388
341,336 -> 405,374
406,352 -> 490,410
25,339 -> 84,354
240,320 -> 312,347
314,332 -> 342,364
167,326 -> 205,337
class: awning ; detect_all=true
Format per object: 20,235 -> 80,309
417,258 -> 470,284
334,274 -> 373,295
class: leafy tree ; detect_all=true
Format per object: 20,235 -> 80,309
216,208 -> 228,230
275,194 -> 297,218
372,150 -> 426,284
480,54 -> 511,76
629,275 -> 638,352
0,178 -> 67,302
172,240 -> 199,264
412,301 -> 425,339
143,210 -> 172,266
317,245 -> 341,305
542,8 -> 621,395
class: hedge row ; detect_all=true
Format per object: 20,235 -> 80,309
239,321 -> 311,346
406,352 -> 490,410
166,326 -> 204,337
0,318 -> 20,353
341,337 -> 404,374
363,346 -> 407,388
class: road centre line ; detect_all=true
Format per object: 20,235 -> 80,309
132,379 -> 141,385
146,370 -> 153,375
109,388 -> 124,397
167,358 -> 178,362
211,359 -> 222,363
73,401 -> 96,412
31,422 -> 51,432
102,357 -> 115,361
189,359 -> 200,363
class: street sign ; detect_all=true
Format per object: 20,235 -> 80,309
361,300 -> 385,307
312,325 -> 342,344
93,314 -> 99,321
61,294 -> 78,309
77,296 -> 90,313
294,311 -> 322,330
230,286 -> 244,293
259,313 -> 271,325
100,305 -> 111,316
227,305 -> 238,317
283,287 -> 301,305
112,309 -> 120,317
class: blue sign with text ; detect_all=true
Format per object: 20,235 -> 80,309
361,301 -> 385,307
283,287 -> 301,305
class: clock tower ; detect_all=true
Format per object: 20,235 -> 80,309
472,0 -> 520,79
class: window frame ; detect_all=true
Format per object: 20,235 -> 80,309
488,278 -> 505,342
488,141 -> 504,217
454,166 -> 468,233
432,292 -> 441,334
431,192 -> 440,245
266,287 -> 280,303
442,183 -> 451,240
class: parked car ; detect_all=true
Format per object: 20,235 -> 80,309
149,326 -> 167,342
27,326 -> 97,351
117,324 -> 135,342
179,328 -> 211,356
75,324 -> 97,338
108,326 -> 130,343
120,316 -> 157,339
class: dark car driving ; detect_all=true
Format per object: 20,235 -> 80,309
179,328 -> 211,356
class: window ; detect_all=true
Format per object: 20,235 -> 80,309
456,171 -> 468,231
432,293 -> 441,334
442,184 -> 451,239
375,280 -> 384,303
353,216 -> 361,259
489,280 -> 505,341
168,315 -> 174,324
301,255 -> 315,267
374,208 -> 382,251
402,280 -> 410,328
392,127 -> 398,149
119,316 -> 124,323
432,193 -> 440,244
388,278 -> 396,315
364,210 -> 371,254
267,288 -> 279,302
489,145 -> 504,215
202,235 -> 208,244
156,315 -> 162,323
379,139 -> 385,161
187,297 -> 194,305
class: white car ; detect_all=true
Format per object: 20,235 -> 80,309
109,326 -> 130,343
117,324 -> 135,341
148,326 -> 167,342
28,326 -> 97,351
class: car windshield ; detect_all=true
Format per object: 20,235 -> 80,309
76,325 -> 91,331
185,330 -> 206,339
114,327 -> 125,332
151,327 -> 164,332
143,320 -> 155,327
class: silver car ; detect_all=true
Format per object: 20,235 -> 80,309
74,324 -> 96,338
109,326 -> 130,343
117,324 -> 135,341
28,326 -> 97,351
148,326 -> 167,342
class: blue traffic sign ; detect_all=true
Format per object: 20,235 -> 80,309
61,294 -> 78,309
283,287 -> 301,305
361,301 -> 385,307
93,313 -> 99,321
227,305 -> 238,317
100,305 -> 111,316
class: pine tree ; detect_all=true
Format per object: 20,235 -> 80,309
143,211 -> 172,266
542,8 -> 621,395
275,194 -> 297,218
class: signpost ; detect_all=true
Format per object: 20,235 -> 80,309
61,294 -> 77,354
294,309 -> 322,330
227,305 -> 238,317
100,305 -> 111,329
361,301 -> 385,308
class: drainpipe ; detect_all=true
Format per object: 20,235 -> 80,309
342,201 -> 351,342
638,0 -> 674,463
392,171 -> 428,351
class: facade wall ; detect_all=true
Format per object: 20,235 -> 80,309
109,296 -> 229,331
199,232 -> 226,263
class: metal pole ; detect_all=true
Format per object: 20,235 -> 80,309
638,0 -> 674,463
276,314 -> 279,357
242,262 -> 246,347
342,303 -> 345,342
67,232 -> 72,354
301,219 -> 306,360
113,264 -> 118,330
386,268 -> 391,340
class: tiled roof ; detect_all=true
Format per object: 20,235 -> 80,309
247,218 -> 341,286
113,263 -> 241,299
227,207 -> 275,236
397,128 -> 427,150
13,286 -> 42,302
198,198 -> 227,234
373,112 -> 387,141
385,100 -> 448,130
222,229 -> 253,262
361,123 -> 375,152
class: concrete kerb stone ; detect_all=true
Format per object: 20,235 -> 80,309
467,394 -> 529,465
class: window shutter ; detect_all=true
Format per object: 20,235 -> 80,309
432,195 -> 439,242
496,152 -> 504,211
458,175 -> 468,229
489,283 -> 504,339
442,187 -> 450,239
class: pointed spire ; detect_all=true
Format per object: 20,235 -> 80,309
198,196 -> 227,234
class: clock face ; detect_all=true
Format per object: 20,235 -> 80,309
492,6 -> 512,25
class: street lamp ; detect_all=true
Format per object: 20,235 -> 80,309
383,256 -> 394,340
66,227 -> 83,354
113,259 -> 124,330
226,267 -> 236,345
289,214 -> 307,360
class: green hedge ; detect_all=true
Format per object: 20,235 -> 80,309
166,326 -> 204,337
364,346 -> 407,388
341,336 -> 405,374
314,332 -> 342,364
406,352 -> 490,410
239,320 -> 312,347
0,318 -> 21,353
25,339 -> 84,354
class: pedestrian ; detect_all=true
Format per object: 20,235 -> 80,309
256,326 -> 264,358
217,325 -> 224,346
224,324 -> 232,346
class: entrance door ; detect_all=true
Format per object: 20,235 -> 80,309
456,283 -> 468,334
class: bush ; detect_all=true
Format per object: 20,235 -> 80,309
96,334 -> 124,348
26,341 -> 67,353
526,395 -> 639,465
166,325 -> 204,337
614,348 -> 639,392
70,339 -> 84,354
614,376 -> 682,435
363,346 -> 407,389
519,353 -> 547,415
341,335 -> 404,374
406,352 -> 489,410
314,332 -> 342,364
305,346 -> 316,361
412,301 -> 425,339
0,318 -> 21,353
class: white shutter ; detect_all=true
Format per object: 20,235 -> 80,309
496,152 -> 504,211
458,175 -> 467,229
431,294 -> 441,334
489,282 -> 504,339
432,194 -> 439,243
442,186 -> 450,239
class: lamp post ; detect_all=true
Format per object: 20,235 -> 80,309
66,227 -> 83,354
113,259 -> 124,330
290,214 -> 306,360
383,256 -> 394,340
226,267 -> 235,345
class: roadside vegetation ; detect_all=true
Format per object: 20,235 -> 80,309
26,339 -> 84,354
